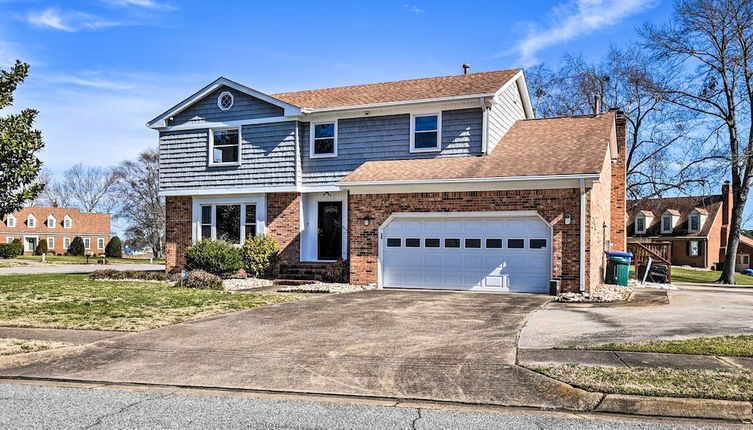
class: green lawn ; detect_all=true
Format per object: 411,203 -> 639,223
567,335 -> 753,357
536,364 -> 753,401
16,255 -> 165,265
0,274 -> 300,331
629,265 -> 753,285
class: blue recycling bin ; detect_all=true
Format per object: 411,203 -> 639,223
606,251 -> 633,265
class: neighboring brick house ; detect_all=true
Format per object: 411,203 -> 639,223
627,183 -> 749,270
0,207 -> 111,256
149,68 -> 627,294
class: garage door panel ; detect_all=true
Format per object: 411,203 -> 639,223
382,215 -> 552,293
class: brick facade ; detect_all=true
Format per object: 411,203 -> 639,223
348,189 -> 597,293
165,196 -> 192,272
265,193 -> 301,265
610,110 -> 627,252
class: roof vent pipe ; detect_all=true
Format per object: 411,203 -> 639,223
463,64 -> 470,75
593,94 -> 601,115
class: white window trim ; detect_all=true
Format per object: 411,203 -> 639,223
48,215 -> 56,229
83,238 -> 91,249
97,238 -> 105,249
410,112 -> 442,153
661,215 -> 672,233
63,237 -> 71,249
23,235 -> 38,252
63,216 -> 72,229
635,215 -> 647,234
688,240 -> 700,256
7,215 -> 15,228
208,126 -> 242,167
689,214 -> 701,233
309,120 -> 338,159
217,91 -> 234,111
191,195 -> 266,245
27,215 -> 36,228
47,237 -> 54,249
6,237 -> 14,244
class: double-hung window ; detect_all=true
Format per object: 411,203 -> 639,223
688,240 -> 700,257
209,128 -> 241,165
689,215 -> 701,232
662,216 -> 671,233
635,217 -> 645,234
27,216 -> 36,228
47,237 -> 54,249
63,237 -> 71,249
97,238 -> 105,249
311,122 -> 337,157
83,238 -> 91,249
199,204 -> 257,244
63,216 -> 72,229
410,113 -> 441,152
6,216 -> 15,228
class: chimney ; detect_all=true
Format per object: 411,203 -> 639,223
52,201 -> 59,208
593,94 -> 601,115
608,107 -> 627,251
462,63 -> 470,75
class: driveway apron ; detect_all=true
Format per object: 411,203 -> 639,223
0,290 -> 599,410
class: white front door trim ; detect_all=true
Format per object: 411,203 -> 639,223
300,191 -> 348,262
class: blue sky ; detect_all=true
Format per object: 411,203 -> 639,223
1,0 -> 673,175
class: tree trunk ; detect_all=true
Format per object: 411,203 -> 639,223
719,189 -> 748,284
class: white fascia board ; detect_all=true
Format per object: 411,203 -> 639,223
147,77 -> 302,129
159,184 -> 343,197
516,74 -> 535,119
300,93 -> 496,116
339,174 -> 601,194
158,116 -> 294,132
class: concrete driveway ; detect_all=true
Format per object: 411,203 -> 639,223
520,284 -> 753,349
0,290 -> 600,410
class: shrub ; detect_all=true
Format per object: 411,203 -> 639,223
180,269 -> 223,290
35,240 -> 48,255
0,244 -> 17,259
184,239 -> 243,278
105,236 -> 122,258
324,259 -> 350,283
240,235 -> 280,279
69,237 -> 85,256
11,239 -> 22,256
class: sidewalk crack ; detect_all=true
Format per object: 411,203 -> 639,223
410,408 -> 422,430
612,351 -> 630,368
84,393 -> 167,429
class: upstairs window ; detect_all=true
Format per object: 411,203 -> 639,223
217,91 -> 234,111
48,215 -> 56,229
410,113 -> 441,152
661,216 -> 672,233
27,215 -> 36,228
209,128 -> 241,165
635,216 -> 646,234
311,122 -> 337,157
6,215 -> 15,228
689,215 -> 701,232
63,216 -> 72,229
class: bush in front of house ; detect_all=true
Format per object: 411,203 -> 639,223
0,244 -> 17,259
35,240 -> 48,255
180,269 -> 223,290
105,236 -> 122,258
11,239 -> 22,256
69,236 -> 85,256
240,235 -> 280,279
184,239 -> 243,278
324,259 -> 350,283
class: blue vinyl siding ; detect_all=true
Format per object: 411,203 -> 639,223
168,86 -> 284,127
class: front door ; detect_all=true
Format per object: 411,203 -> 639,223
317,201 -> 342,261
25,237 -> 37,253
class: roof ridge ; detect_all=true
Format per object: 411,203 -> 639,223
271,69 -> 521,96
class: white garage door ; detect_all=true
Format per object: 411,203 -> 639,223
381,214 -> 552,293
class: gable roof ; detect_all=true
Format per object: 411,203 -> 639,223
2,207 -> 111,235
627,195 -> 722,238
272,69 -> 522,110
147,77 -> 302,128
339,112 -> 616,184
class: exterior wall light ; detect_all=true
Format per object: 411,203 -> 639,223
363,216 -> 374,226
564,214 -> 572,225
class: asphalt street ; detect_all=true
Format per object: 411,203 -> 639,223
0,383 -> 743,430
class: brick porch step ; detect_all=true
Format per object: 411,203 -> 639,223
278,262 -> 330,281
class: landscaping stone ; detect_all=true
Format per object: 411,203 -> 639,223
276,282 -> 374,294
556,283 -> 631,303
222,278 -> 273,291
629,279 -> 677,290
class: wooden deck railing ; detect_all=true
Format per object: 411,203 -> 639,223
626,242 -> 672,283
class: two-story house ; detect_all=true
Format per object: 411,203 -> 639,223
628,182 -> 753,271
1,206 -> 112,255
149,68 -> 626,294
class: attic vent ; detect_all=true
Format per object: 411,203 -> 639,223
218,91 -> 234,111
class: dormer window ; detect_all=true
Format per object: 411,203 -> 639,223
6,215 -> 15,228
63,215 -> 72,229
689,214 -> 701,232
636,216 -> 646,234
310,121 -> 337,158
209,127 -> 241,166
410,113 -> 441,152
27,215 -> 36,228
217,91 -> 234,111
48,215 -> 56,229
661,216 -> 671,233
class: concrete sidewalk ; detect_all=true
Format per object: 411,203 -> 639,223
518,348 -> 753,371
0,264 -> 165,275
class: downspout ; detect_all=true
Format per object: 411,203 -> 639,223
579,178 -> 586,292
480,97 -> 490,154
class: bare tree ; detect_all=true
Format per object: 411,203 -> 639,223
642,0 -> 753,284
39,164 -> 117,212
113,147 -> 165,258
527,46 -> 707,201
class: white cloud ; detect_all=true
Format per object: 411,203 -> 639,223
26,8 -> 122,32
104,0 -> 175,10
403,4 -> 424,14
499,0 -> 656,66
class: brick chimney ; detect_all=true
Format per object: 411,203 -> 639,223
719,181 -> 733,262
609,109 -> 627,251
52,201 -> 59,208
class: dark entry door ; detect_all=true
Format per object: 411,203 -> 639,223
317,201 -> 342,260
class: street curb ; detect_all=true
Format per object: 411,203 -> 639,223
595,394 -> 753,421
